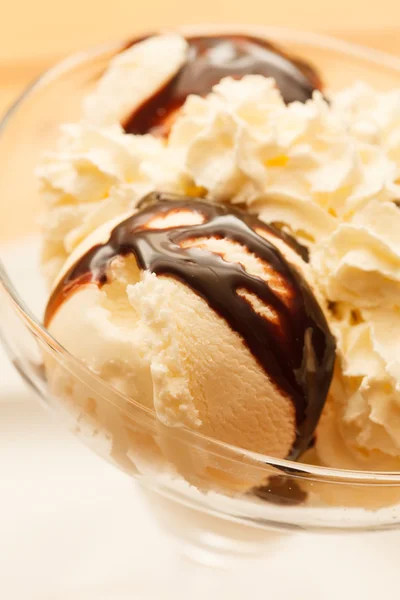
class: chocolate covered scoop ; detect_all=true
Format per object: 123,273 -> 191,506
45,193 -> 335,458
123,34 -> 322,136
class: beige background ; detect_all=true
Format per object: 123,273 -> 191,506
2,0 -> 400,116
1,0 -> 400,242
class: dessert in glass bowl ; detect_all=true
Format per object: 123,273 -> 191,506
3,25 -> 400,569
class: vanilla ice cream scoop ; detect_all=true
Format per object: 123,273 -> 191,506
84,33 -> 323,136
44,193 -> 335,460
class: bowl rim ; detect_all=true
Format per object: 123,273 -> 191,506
2,25 -> 400,484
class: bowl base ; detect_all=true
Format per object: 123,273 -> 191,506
139,483 -> 291,568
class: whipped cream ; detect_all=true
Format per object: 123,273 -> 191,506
38,123 -> 187,281
312,200 -> 400,307
315,302 -> 400,467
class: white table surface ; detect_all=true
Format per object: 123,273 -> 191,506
1,241 -> 400,599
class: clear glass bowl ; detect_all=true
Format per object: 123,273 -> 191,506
2,26 -> 400,570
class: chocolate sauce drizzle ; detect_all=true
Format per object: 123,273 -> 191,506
252,475 -> 308,506
45,193 -> 335,458
123,34 -> 323,136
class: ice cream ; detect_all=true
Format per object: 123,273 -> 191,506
44,193 -> 335,462
39,29 -> 400,475
83,33 -> 322,134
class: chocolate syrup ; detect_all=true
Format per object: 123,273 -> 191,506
45,193 -> 335,458
123,34 -> 323,136
252,475 -> 308,506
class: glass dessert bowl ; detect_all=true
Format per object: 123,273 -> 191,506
2,26 -> 400,568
